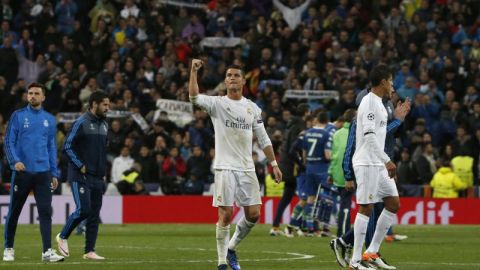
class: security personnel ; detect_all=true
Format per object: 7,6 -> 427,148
3,83 -> 64,262
56,91 -> 110,260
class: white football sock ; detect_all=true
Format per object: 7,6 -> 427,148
351,213 -> 369,264
366,209 -> 395,254
216,224 -> 230,265
228,217 -> 256,251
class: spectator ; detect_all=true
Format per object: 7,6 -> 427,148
111,146 -> 134,184
184,145 -> 210,195
430,159 -> 467,198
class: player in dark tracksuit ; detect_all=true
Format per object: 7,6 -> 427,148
56,91 -> 110,260
330,89 -> 410,267
3,83 -> 64,262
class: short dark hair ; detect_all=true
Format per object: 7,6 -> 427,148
369,64 -> 392,87
226,64 -> 245,77
88,91 -> 109,107
316,111 -> 329,124
343,108 -> 356,123
295,103 -> 310,116
27,82 -> 47,95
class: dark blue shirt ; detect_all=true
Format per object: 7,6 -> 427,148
64,112 -> 108,179
303,127 -> 331,164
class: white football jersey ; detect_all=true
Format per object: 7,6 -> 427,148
193,95 -> 264,171
353,92 -> 389,166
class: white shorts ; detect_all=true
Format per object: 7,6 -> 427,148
353,165 -> 399,204
213,170 -> 262,207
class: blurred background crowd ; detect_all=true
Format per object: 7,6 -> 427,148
0,0 -> 479,196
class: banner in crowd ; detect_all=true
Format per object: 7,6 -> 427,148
57,111 -> 132,123
0,196 -> 122,225
200,37 -> 246,48
154,99 -> 193,127
284,90 -> 340,100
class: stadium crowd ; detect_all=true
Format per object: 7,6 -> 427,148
0,0 -> 479,196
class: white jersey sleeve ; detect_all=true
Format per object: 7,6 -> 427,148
252,105 -> 272,149
191,94 -> 218,116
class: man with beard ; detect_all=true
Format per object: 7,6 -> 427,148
56,91 -> 110,260
3,83 -> 64,262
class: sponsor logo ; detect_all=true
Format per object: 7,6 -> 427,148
368,194 -> 373,200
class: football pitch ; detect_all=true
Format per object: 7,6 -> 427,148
0,224 -> 479,270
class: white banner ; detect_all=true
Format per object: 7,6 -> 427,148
284,90 -> 339,100
156,0 -> 206,9
200,37 -> 245,48
0,195 -> 122,225
154,99 -> 193,128
57,111 -> 131,123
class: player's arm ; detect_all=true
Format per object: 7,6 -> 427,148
188,59 -> 203,98
253,107 -> 282,183
4,111 -> 24,171
47,116 -> 59,189
360,106 -> 395,177
63,118 -> 85,171
188,59 -> 216,115
324,132 -> 333,160
342,119 -> 356,191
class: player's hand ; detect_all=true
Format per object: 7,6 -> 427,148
272,166 -> 282,183
80,166 -> 86,174
51,177 -> 59,190
385,161 -> 396,178
327,176 -> 333,185
191,59 -> 203,72
345,180 -> 355,192
14,162 -> 26,171
394,97 -> 411,121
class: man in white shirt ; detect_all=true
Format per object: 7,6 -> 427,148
110,146 -> 134,184
189,59 -> 282,270
350,65 -> 399,270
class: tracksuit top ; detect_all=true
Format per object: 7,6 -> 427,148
4,105 -> 58,177
63,111 -> 108,180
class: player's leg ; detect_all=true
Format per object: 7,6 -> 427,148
363,167 -> 399,269
285,173 -> 306,237
304,172 -> 321,234
3,171 -> 33,261
32,173 -> 64,262
32,172 -> 53,253
365,202 -> 383,248
271,172 -> 296,234
336,187 -> 353,237
350,166 -> 377,267
57,181 -> 91,257
227,171 -> 262,270
84,179 -> 104,259
213,170 -> 235,268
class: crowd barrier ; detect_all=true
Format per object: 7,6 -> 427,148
0,196 -> 479,225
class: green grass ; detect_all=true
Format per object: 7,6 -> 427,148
1,224 -> 479,269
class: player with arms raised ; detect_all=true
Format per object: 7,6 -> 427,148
189,59 -> 282,270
